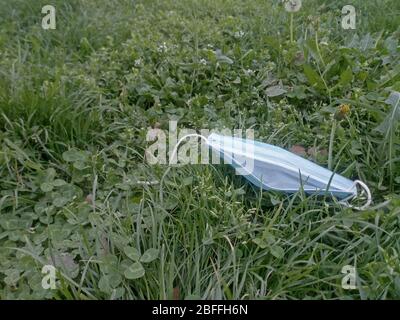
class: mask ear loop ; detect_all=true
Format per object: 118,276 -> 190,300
340,179 -> 372,211
159,134 -> 209,202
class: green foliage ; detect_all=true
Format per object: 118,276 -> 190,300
375,92 -> 400,137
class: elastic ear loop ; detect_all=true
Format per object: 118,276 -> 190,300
159,134 -> 209,203
339,179 -> 372,211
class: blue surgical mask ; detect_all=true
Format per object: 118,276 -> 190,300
166,133 -> 372,210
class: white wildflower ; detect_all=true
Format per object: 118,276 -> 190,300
234,30 -> 245,38
284,0 -> 302,13
157,42 -> 168,53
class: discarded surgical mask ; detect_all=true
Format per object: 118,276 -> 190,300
166,133 -> 372,210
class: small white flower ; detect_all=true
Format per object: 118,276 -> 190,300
157,42 -> 168,52
284,0 -> 302,13
134,58 -> 142,67
200,58 -> 207,65
234,30 -> 245,38
244,69 -> 254,76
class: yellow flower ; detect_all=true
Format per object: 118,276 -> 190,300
340,103 -> 351,114
335,104 -> 351,120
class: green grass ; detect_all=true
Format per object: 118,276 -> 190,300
1,0 -> 400,299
